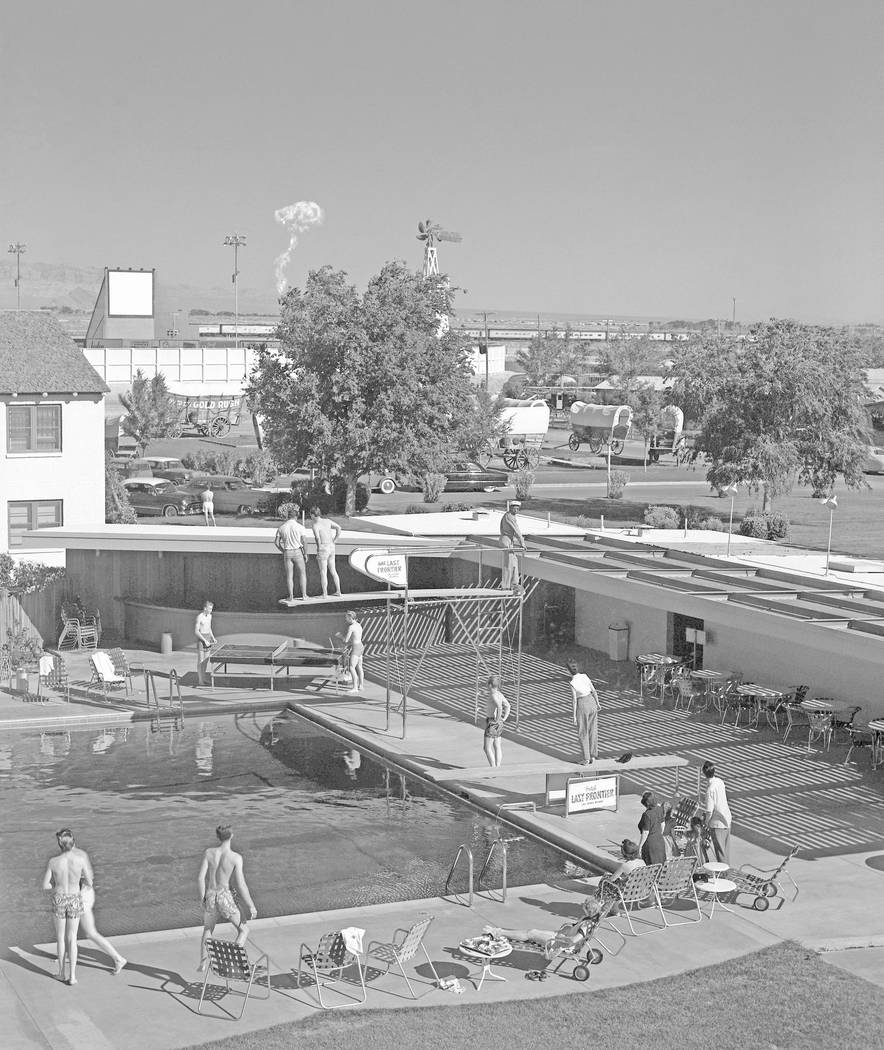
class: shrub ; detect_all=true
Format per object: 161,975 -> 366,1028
643,505 -> 680,530
510,468 -> 535,500
105,454 -> 137,524
739,515 -> 768,538
241,450 -> 276,485
608,469 -> 630,499
422,473 -> 447,503
765,511 -> 790,540
443,502 -> 473,512
404,504 -> 429,514
696,516 -> 726,531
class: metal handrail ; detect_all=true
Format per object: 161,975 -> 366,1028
477,834 -> 524,903
444,843 -> 474,907
143,668 -> 184,720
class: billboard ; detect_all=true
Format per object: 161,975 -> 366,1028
107,270 -> 154,317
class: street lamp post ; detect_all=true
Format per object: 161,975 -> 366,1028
821,495 -> 838,575
724,484 -> 739,557
8,243 -> 26,311
223,234 -> 247,349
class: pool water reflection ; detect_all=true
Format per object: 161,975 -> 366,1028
0,711 -> 566,950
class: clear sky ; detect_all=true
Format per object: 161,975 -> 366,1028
2,0 -> 882,323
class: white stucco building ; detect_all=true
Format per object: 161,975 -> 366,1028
0,312 -> 108,563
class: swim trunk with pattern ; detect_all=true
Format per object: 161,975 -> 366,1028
51,892 -> 84,919
203,888 -> 239,923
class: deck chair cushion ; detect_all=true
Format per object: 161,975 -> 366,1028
92,651 -> 123,681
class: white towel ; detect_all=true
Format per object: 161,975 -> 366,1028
39,654 -> 54,676
340,927 -> 365,955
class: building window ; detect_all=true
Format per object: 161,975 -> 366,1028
6,404 -> 63,453
7,500 -> 63,547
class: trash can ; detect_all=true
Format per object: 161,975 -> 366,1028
160,632 -> 173,656
608,622 -> 629,662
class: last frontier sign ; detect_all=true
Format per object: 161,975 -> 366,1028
349,549 -> 408,587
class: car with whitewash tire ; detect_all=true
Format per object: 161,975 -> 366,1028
183,475 -> 275,515
121,478 -> 202,519
373,461 -> 508,494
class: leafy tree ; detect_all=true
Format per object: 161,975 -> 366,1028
667,320 -> 871,510
119,371 -> 173,454
516,326 -> 582,384
104,454 -> 137,523
247,262 -> 497,515
600,336 -> 668,392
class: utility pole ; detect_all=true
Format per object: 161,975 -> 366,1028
223,233 -> 247,349
8,243 -> 26,311
482,312 -> 490,390
732,297 -> 736,325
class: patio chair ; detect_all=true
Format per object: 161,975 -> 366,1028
599,863 -> 662,936
844,723 -> 876,767
666,796 -> 699,853
652,857 -> 703,927
88,651 -> 128,699
832,705 -> 862,744
782,695 -> 812,742
365,914 -> 440,999
806,709 -> 834,753
296,931 -> 366,1009
198,938 -> 270,1020
718,680 -> 742,725
672,678 -> 698,712
107,648 -> 135,695
58,602 -> 101,651
729,846 -> 800,909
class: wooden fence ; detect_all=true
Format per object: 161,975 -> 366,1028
0,580 -> 67,649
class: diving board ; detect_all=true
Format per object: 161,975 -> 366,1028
277,586 -> 517,607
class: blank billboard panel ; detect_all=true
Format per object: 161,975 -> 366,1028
107,270 -> 154,317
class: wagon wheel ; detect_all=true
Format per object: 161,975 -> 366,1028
526,447 -> 542,468
167,422 -> 184,439
503,450 -> 519,470
609,438 -> 624,455
588,436 -> 603,454
515,449 -> 531,469
567,433 -> 581,452
209,415 -> 230,438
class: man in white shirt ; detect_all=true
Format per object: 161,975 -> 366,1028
274,505 -> 308,601
702,761 -> 733,865
567,660 -> 600,764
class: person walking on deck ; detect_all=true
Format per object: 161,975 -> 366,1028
568,660 -> 600,764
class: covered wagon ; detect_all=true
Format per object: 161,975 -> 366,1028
165,386 -> 245,439
568,402 -> 633,454
488,397 -> 550,468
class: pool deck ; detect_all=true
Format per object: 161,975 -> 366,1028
2,646 -> 884,1048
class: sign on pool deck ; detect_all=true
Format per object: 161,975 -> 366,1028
565,774 -> 620,816
350,549 -> 408,587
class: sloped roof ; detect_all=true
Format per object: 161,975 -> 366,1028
0,312 -> 108,394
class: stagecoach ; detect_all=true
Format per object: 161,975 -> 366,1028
568,402 -> 633,454
164,387 -> 245,439
647,405 -> 685,463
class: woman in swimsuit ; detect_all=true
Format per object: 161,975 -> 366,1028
338,611 -> 365,693
484,897 -> 602,959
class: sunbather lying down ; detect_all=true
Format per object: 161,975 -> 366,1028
484,897 -> 602,960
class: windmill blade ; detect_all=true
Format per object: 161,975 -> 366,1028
416,233 -> 427,241
418,220 -> 426,234
437,230 -> 463,243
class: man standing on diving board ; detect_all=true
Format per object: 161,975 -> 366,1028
275,505 -> 308,602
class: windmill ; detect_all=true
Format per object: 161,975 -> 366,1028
417,218 -> 462,279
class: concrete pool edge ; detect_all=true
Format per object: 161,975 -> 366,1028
284,699 -> 622,877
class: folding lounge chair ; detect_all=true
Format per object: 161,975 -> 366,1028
599,864 -> 662,936
107,648 -> 135,695
365,914 -> 440,999
729,846 -> 800,910
652,857 -> 703,927
296,931 -> 366,1009
198,938 -> 270,1020
89,651 -> 128,699
667,796 -> 700,853
503,901 -> 620,982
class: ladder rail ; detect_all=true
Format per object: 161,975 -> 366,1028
444,843 -> 474,907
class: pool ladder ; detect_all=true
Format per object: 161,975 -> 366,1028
144,668 -> 184,729
444,834 -> 524,908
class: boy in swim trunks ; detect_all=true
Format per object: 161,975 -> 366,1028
42,828 -> 90,984
197,824 -> 258,972
310,506 -> 342,598
483,675 -> 511,768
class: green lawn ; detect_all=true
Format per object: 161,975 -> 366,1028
186,941 -> 884,1050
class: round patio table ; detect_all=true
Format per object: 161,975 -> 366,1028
458,937 -> 513,991
735,684 -> 786,728
697,872 -> 737,918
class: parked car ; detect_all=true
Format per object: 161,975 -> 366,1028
121,478 -> 202,519
374,461 -> 508,494
139,456 -> 197,484
183,475 -> 273,515
863,447 -> 884,474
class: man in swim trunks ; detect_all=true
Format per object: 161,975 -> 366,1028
483,675 -> 511,768
42,828 -> 90,984
274,505 -> 308,601
310,506 -> 342,598
197,824 -> 258,972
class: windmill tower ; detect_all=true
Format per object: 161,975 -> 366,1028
417,218 -> 462,279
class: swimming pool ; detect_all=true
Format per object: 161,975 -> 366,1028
0,710 -> 567,949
